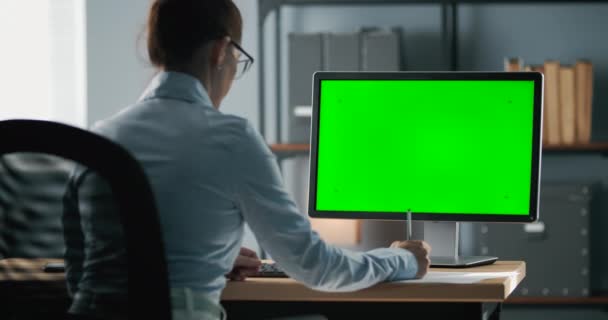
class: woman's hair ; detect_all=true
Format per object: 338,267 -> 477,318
147,0 -> 243,68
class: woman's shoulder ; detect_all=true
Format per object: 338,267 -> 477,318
200,111 -> 272,157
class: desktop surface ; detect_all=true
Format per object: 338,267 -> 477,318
0,258 -> 524,320
222,261 -> 526,302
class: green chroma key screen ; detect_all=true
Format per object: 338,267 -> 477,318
315,79 -> 535,215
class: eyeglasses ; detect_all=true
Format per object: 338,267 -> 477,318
230,41 -> 254,80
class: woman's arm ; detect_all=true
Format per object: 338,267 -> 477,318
231,123 -> 419,291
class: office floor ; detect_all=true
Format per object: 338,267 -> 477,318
502,306 -> 608,320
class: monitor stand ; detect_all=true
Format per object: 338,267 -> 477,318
422,221 -> 497,268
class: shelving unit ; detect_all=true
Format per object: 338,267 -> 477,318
269,143 -> 310,161
259,0 -> 608,310
506,296 -> 608,305
543,142 -> 608,153
270,143 -> 608,159
258,0 -> 608,144
260,0 -> 608,163
258,0 -> 459,142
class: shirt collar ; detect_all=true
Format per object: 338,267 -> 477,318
138,71 -> 214,107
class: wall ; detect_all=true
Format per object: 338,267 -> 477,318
86,0 -> 154,126
85,0 -> 262,253
85,0 -> 259,127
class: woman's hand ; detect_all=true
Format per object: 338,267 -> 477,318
391,240 -> 431,279
226,247 -> 262,281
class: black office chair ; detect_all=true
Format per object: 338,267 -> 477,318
0,119 -> 171,320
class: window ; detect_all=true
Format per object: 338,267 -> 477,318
0,0 -> 86,127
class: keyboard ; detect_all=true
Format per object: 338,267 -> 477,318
250,261 -> 288,278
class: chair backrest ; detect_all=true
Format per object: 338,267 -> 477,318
0,119 -> 171,319
0,152 -> 71,258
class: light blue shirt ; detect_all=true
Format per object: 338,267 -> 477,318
93,71 -> 419,303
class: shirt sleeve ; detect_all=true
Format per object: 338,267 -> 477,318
231,122 -> 419,291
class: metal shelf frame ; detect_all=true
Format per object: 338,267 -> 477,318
257,0 -> 608,143
257,0 -> 458,142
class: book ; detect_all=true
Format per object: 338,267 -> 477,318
306,32 -> 363,245
504,57 -> 523,72
575,60 -> 593,143
584,62 -> 594,142
559,65 -> 576,145
543,60 -> 561,145
288,33 -> 323,143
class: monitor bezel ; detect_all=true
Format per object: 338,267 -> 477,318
307,71 -> 542,223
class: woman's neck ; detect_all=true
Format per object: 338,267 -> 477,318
163,66 -> 217,108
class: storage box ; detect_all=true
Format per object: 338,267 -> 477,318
474,182 -> 598,297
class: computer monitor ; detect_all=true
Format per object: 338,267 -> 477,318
308,72 -> 543,267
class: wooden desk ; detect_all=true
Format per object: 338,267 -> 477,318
1,259 -> 525,320
0,258 -> 69,320
221,261 -> 526,320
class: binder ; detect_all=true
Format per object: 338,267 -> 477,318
361,30 -> 400,71
288,33 -> 323,143
325,33 -> 360,71
310,33 -> 363,245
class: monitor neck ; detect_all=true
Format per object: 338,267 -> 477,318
423,221 -> 459,258
418,221 -> 498,268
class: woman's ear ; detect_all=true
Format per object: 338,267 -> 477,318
210,36 -> 231,70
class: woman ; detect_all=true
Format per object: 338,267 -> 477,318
65,1 -> 431,319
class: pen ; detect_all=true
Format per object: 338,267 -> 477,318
406,210 -> 412,241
